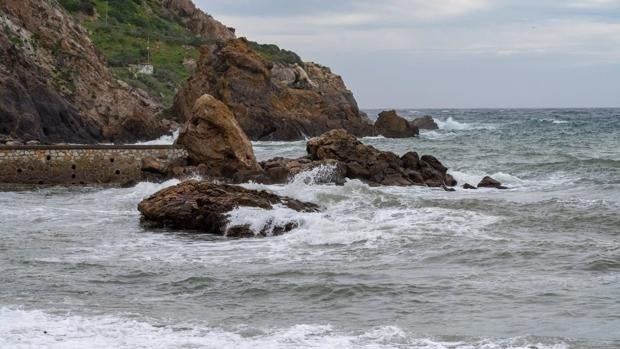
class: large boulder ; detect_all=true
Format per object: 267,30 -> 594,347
374,110 -> 419,138
138,181 -> 319,238
412,116 -> 439,130
305,129 -> 454,187
172,38 -> 374,141
176,94 -> 263,180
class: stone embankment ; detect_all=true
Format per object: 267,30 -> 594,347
0,145 -> 187,186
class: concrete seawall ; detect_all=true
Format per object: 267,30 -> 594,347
0,145 -> 188,186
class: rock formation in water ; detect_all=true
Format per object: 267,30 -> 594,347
374,110 -> 419,138
138,180 -> 319,237
412,116 -> 439,130
260,129 -> 456,188
175,94 -> 263,180
0,0 -> 166,144
173,38 -> 374,141
477,176 -> 508,189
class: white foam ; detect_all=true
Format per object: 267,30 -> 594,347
135,129 -> 180,145
0,307 -> 570,349
225,205 -> 308,237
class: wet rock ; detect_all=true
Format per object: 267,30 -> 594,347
478,176 -> 508,189
176,94 -> 264,181
463,183 -> 478,190
412,116 -> 439,130
138,180 -> 319,237
374,110 -> 419,138
260,157 -> 346,185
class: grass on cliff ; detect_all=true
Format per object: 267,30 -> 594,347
59,0 -> 305,108
59,0 -> 206,108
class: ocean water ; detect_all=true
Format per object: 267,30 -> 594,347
1,109 -> 619,349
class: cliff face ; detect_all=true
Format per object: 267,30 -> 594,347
161,0 -> 236,43
0,0 -> 165,144
173,39 -> 373,141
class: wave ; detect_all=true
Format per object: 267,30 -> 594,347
135,129 -> 180,145
0,307 -> 571,349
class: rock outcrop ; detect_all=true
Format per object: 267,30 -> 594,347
260,157 -> 346,185
412,116 -> 439,130
161,0 -> 236,43
173,38 -> 374,141
374,110 -> 419,138
0,0 -> 165,143
138,180 -> 319,237
301,129 -> 455,187
176,94 -> 263,180
477,176 -> 508,189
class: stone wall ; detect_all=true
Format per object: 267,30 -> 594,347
0,145 -> 188,186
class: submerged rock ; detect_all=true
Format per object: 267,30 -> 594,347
175,94 -> 264,181
138,181 -> 319,238
374,110 -> 419,138
412,116 -> 439,130
463,183 -> 478,190
477,176 -> 508,189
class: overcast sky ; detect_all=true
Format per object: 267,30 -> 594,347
195,0 -> 620,108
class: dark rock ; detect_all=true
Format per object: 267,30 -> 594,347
463,183 -> 478,190
260,156 -> 346,185
401,152 -> 420,170
138,180 -> 319,237
444,173 -> 457,187
374,110 -> 419,138
412,116 -> 439,130
478,176 -> 508,189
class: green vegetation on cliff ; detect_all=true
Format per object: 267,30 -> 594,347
59,0 -> 207,107
58,0 -> 305,108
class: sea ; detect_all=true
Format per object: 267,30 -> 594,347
1,109 -> 618,348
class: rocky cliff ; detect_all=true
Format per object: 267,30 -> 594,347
173,38 -> 374,141
0,0 -> 168,144
161,0 -> 236,43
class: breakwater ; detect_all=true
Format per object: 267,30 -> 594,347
0,145 -> 187,186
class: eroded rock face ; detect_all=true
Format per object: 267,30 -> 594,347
0,0 -> 165,143
304,129 -> 454,187
412,116 -> 439,130
138,180 -> 319,237
161,0 -> 235,42
374,110 -> 419,138
173,38 -> 374,141
176,94 -> 263,180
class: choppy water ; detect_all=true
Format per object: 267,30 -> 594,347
1,109 -> 619,349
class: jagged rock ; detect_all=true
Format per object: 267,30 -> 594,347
305,129 -> 452,187
0,0 -> 165,144
161,0 -> 235,43
463,183 -> 478,190
138,180 -> 319,237
260,157 -> 346,184
374,110 -> 419,138
412,116 -> 439,130
176,94 -> 263,180
478,176 -> 508,189
173,38 -> 374,141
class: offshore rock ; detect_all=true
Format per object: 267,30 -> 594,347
138,180 -> 319,238
374,110 -> 419,138
412,116 -> 439,130
478,176 -> 508,189
260,157 -> 346,185
173,38 -> 374,141
305,129 -> 454,187
176,95 -> 263,180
